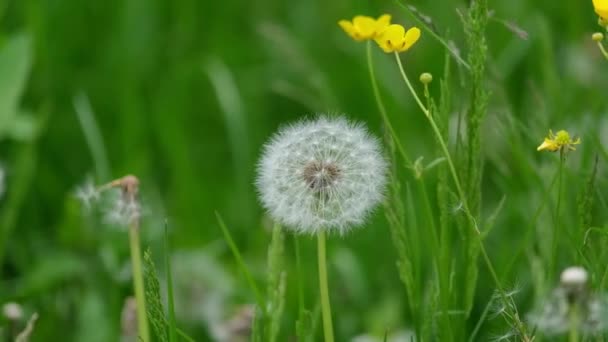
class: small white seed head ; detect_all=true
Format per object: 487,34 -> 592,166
256,115 -> 387,235
3,302 -> 23,321
560,266 -> 589,289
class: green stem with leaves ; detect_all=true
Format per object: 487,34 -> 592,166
393,52 -> 530,341
317,230 -> 334,342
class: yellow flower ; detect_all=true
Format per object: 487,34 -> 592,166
374,24 -> 421,53
537,130 -> 581,152
594,0 -> 608,18
338,14 -> 391,41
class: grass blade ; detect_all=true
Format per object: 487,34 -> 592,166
164,221 -> 178,342
215,211 -> 264,308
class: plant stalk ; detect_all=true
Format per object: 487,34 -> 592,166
129,220 -> 150,342
317,230 -> 334,342
393,53 -> 530,341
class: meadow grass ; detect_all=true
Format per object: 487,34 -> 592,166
1,0 -> 608,341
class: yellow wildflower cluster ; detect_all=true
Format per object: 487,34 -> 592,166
338,14 -> 421,53
537,130 -> 581,153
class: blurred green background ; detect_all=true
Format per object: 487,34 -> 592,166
1,0 -> 607,341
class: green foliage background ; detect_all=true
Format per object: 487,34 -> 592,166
1,0 -> 607,340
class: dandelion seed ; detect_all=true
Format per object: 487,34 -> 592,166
450,201 -> 465,214
374,24 -> 421,53
338,15 -> 391,41
256,115 -> 387,235
489,329 -> 517,342
75,178 -> 100,210
103,188 -> 141,226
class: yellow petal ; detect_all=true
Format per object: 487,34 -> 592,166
400,27 -> 421,51
375,24 -> 406,53
353,16 -> 378,39
338,20 -> 357,39
594,0 -> 608,17
537,139 -> 559,152
375,14 -> 392,33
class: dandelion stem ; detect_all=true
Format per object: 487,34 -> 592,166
393,53 -> 531,341
294,236 -> 305,316
129,220 -> 150,342
366,41 -> 412,166
317,230 -> 334,342
568,303 -> 580,342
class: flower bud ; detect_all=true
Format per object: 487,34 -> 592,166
592,32 -> 604,42
419,72 -> 433,84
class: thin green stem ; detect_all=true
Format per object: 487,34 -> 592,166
550,150 -> 565,280
394,53 -> 429,115
366,41 -> 412,166
129,222 -> 150,342
393,53 -> 531,341
317,230 -> 334,342
597,41 -> 608,60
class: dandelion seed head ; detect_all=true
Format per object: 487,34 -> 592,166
3,302 -> 23,321
103,189 -> 141,226
560,266 -> 589,289
256,115 -> 387,235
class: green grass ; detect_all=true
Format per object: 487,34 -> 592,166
2,0 -> 608,340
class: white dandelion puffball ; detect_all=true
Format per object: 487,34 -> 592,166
256,115 -> 387,235
560,266 -> 588,288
